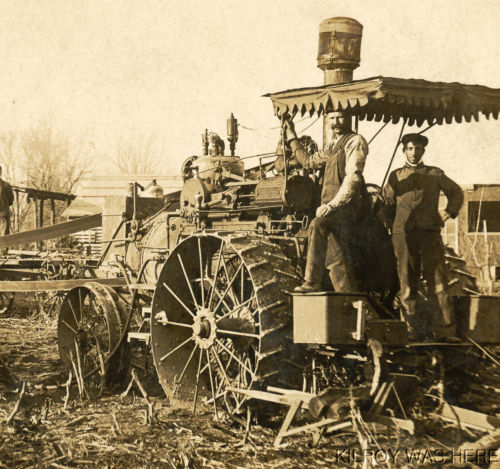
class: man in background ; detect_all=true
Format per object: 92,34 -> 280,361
383,133 -> 463,342
0,166 -> 14,237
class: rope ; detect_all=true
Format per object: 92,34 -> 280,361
238,115 -> 309,132
296,115 -> 320,134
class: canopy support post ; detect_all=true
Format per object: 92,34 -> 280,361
381,118 -> 407,188
418,121 -> 436,135
368,121 -> 389,145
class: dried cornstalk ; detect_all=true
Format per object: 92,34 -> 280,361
111,412 -> 122,435
121,369 -> 155,424
42,397 -> 51,421
63,369 -> 72,409
95,338 -> 106,398
5,381 -> 26,425
69,350 -> 83,401
73,339 -> 88,400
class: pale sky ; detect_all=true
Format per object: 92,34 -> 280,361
0,0 -> 499,184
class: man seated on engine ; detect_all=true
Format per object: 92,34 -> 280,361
283,111 -> 369,293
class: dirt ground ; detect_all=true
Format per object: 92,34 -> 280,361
0,298 -> 499,468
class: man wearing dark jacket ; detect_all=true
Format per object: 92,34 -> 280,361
0,166 -> 14,237
383,133 -> 463,341
284,111 -> 369,293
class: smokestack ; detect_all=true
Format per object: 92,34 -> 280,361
317,17 -> 363,85
318,17 -> 363,145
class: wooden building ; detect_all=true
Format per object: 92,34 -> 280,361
62,175 -> 182,256
442,184 -> 500,291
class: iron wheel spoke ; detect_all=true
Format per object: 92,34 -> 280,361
215,295 -> 256,323
198,237 -> 206,308
210,345 -> 232,388
67,298 -> 80,327
212,347 -> 244,412
220,252 -> 240,306
240,268 -> 245,304
206,349 -> 218,420
218,329 -> 260,339
78,289 -> 84,319
215,338 -> 255,378
159,336 -> 193,364
173,344 -> 199,396
61,319 -> 78,335
162,282 -> 196,319
210,346 -> 242,407
205,275 -> 233,313
177,253 -> 200,312
193,348 -> 203,413
213,263 -> 243,314
207,241 -> 224,310
163,319 -> 193,329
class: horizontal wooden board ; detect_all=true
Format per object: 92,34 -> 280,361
0,214 -> 102,248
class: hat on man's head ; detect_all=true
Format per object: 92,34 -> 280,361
401,133 -> 429,147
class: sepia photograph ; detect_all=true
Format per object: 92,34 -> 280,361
0,0 -> 499,467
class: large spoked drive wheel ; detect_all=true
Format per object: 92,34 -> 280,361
57,282 -> 127,397
151,234 -> 300,416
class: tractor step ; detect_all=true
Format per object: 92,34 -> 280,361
128,283 -> 157,291
127,332 -> 151,345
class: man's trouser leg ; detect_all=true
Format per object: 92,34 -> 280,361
302,211 -> 356,292
419,231 -> 456,339
326,218 -> 358,292
392,232 -> 421,337
0,216 -> 10,236
0,216 -> 9,256
302,217 -> 330,287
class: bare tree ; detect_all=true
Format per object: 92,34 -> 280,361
0,122 -> 91,232
0,131 -> 23,183
20,121 -> 88,193
111,132 -> 167,175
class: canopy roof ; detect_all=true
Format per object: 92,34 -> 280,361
265,76 -> 500,126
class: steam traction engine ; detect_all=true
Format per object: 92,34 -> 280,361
56,17 -> 500,428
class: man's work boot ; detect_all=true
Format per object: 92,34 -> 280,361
434,322 -> 461,343
401,298 -> 425,341
407,326 -> 425,342
294,281 -> 322,293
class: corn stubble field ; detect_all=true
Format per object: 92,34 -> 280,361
0,297 -> 499,469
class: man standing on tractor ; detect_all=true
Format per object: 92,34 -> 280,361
283,110 -> 369,293
383,133 -> 463,342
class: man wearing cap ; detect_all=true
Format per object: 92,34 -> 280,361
283,111 -> 369,293
383,133 -> 463,341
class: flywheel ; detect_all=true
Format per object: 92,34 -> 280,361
57,282 -> 128,397
150,233 -> 301,415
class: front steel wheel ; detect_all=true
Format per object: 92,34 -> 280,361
57,282 -> 127,397
150,233 -> 300,416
